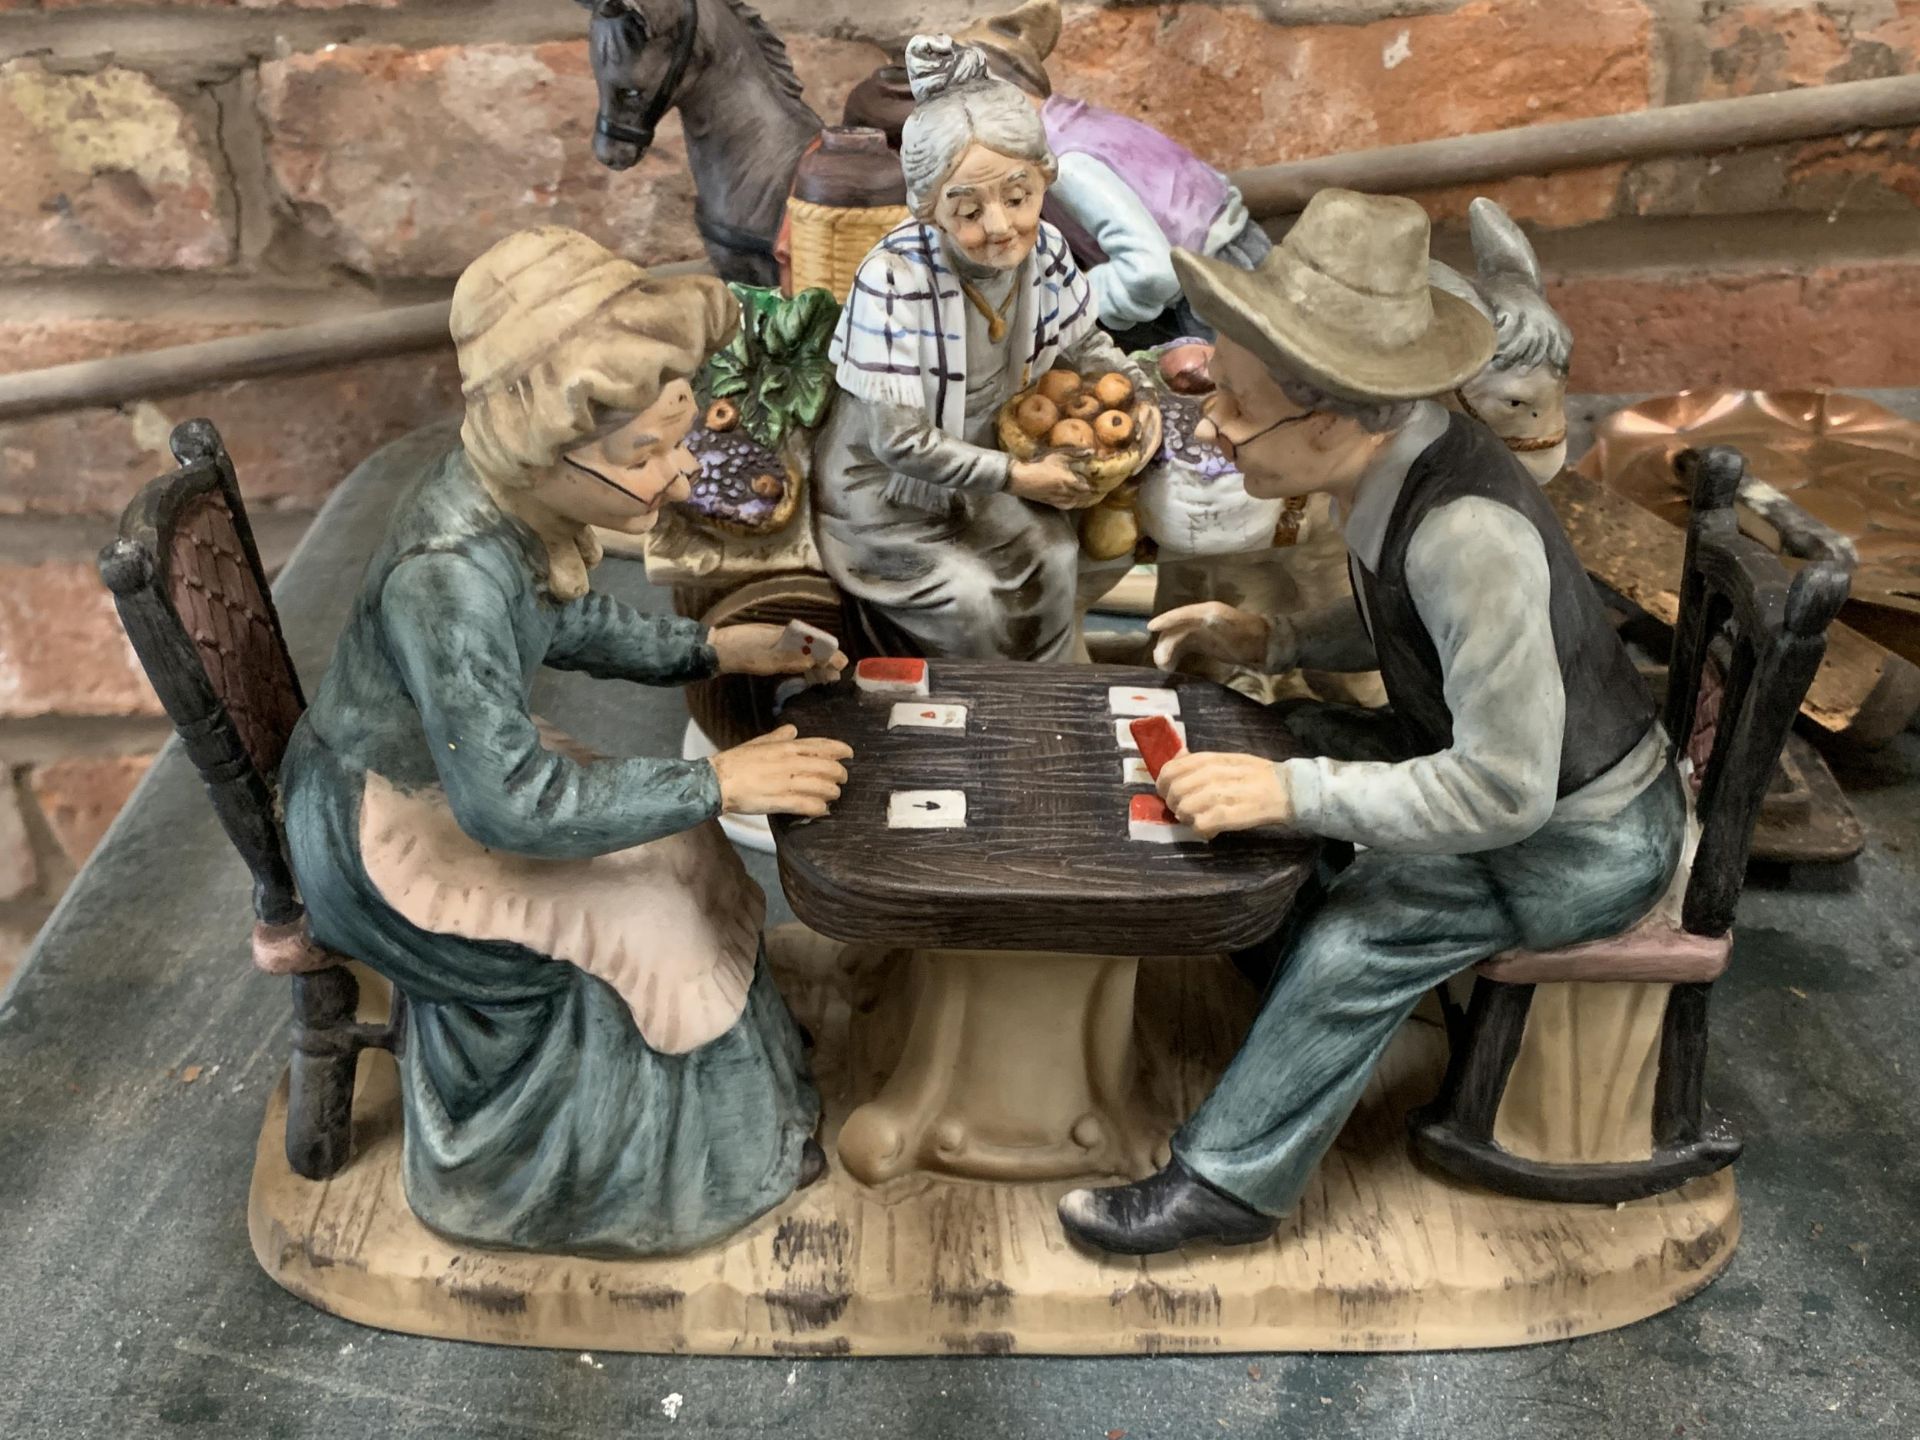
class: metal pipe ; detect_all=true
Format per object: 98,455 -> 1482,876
1232,72 -> 1920,217
4,77 -> 1919,423
0,301 -> 455,425
0,258 -> 710,425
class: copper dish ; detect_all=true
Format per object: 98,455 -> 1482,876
1579,389 -> 1920,664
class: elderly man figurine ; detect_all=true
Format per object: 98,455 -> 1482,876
816,33 -> 1154,662
1057,190 -> 1688,1255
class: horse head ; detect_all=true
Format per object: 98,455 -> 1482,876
1434,198 -> 1573,481
577,0 -> 700,171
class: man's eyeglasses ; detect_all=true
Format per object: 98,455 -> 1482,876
1201,394 -> 1319,464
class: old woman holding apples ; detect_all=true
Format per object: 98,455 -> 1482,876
815,33 -> 1156,663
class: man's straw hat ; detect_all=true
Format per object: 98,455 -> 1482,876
956,0 -> 1060,96
1173,190 -> 1495,402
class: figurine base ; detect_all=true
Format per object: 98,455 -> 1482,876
249,930 -> 1739,1355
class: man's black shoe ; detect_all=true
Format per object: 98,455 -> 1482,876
1058,1158 -> 1274,1256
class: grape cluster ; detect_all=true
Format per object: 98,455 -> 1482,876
1159,391 -> 1238,480
681,428 -> 783,520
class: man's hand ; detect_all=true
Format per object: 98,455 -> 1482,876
1158,751 -> 1294,839
709,725 -> 853,818
1010,454 -> 1094,508
1148,602 -> 1271,672
709,623 -> 847,686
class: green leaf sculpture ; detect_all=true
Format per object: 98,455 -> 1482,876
702,283 -> 842,452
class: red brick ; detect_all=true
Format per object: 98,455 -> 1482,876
0,315 -> 246,372
0,920 -> 36,994
786,33 -> 892,127
0,774 -> 37,903
1051,0 -> 1653,229
1555,260 -> 1920,395
0,60 -> 231,270
258,35 -> 885,277
27,754 -> 156,867
0,316 -> 462,517
1626,2 -> 1920,220
39,0 -> 399,7
1697,2 -> 1920,95
0,560 -> 164,719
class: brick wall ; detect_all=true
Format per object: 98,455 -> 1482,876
1,0 -> 1917,983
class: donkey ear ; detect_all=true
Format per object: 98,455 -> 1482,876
1468,197 -> 1544,295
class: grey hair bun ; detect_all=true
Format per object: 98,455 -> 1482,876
905,33 -> 991,101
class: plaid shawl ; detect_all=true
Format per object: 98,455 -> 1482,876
829,219 -> 1097,437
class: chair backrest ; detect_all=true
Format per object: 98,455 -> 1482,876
99,419 -> 307,927
1664,445 -> 1852,938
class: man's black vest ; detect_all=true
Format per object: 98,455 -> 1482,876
1353,413 -> 1656,798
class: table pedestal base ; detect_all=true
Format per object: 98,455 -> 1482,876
249,927 -> 1739,1355
838,949 -> 1155,1186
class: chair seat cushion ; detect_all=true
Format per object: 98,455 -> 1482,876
251,916 -> 344,976
1477,918 -> 1731,985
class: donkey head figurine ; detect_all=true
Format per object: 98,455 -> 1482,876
1432,198 -> 1573,482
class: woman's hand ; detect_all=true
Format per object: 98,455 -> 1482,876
709,725 -> 854,818
709,623 -> 847,686
1010,454 -> 1094,508
1148,601 -> 1271,672
1158,751 -> 1294,840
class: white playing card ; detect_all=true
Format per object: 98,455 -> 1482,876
1107,685 -> 1182,718
774,618 -> 841,664
1128,794 -> 1202,844
887,790 -> 967,829
1116,717 -> 1186,750
889,702 -> 967,731
1120,757 -> 1154,785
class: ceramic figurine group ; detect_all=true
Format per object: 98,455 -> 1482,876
272,2 -> 1704,1274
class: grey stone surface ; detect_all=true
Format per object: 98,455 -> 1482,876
3,413 -> 1918,1438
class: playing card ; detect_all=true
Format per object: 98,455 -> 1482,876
775,618 -> 841,665
887,790 -> 967,829
889,702 -> 967,731
855,656 -> 930,697
1115,717 -> 1186,751
1107,685 -> 1182,718
1120,757 -> 1155,785
1128,793 -> 1203,844
1129,715 -> 1188,779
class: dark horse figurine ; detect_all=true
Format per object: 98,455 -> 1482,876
579,0 -> 826,285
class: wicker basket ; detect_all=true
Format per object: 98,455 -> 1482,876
788,198 -> 912,304
995,386 -> 1160,504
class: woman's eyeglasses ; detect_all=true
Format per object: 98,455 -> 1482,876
1202,394 -> 1318,464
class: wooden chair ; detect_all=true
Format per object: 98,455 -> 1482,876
1410,445 -> 1852,1204
99,419 -> 400,1181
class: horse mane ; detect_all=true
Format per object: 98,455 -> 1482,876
719,0 -> 805,103
593,0 -> 803,102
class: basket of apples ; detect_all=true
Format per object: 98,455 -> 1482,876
996,368 -> 1162,560
996,367 -> 1159,501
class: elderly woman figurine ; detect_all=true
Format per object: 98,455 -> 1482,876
816,33 -> 1156,663
956,0 -> 1274,351
280,227 -> 853,1258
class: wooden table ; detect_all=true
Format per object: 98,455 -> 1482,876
774,661 -> 1317,1185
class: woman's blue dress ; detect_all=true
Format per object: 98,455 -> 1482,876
281,448 -> 819,1257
